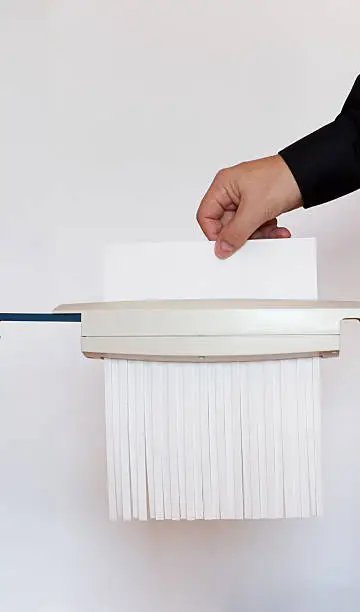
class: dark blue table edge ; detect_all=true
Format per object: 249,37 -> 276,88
0,313 -> 81,322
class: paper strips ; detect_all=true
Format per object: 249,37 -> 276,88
104,358 -> 322,520
103,239 -> 321,520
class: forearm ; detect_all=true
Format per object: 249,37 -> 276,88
279,75 -> 360,208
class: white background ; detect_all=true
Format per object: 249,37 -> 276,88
1,1 -> 360,610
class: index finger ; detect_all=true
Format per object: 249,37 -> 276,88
196,173 -> 237,241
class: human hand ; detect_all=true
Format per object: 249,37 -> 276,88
196,155 -> 302,259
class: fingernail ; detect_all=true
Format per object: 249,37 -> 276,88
219,240 -> 234,253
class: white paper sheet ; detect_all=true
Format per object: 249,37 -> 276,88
103,239 -> 321,520
104,239 -> 317,301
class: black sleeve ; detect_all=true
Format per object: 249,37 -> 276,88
279,75 -> 360,208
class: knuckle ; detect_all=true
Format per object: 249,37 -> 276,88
196,203 -> 209,235
215,167 -> 229,182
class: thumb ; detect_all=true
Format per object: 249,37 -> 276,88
215,204 -> 258,259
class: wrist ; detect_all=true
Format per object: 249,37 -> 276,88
274,154 -> 303,213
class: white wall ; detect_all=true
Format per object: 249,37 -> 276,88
1,1 -> 360,610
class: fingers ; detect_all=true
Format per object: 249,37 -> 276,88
196,170 -> 238,241
214,205 -> 255,258
197,160 -> 294,258
250,222 -> 291,240
267,226 -> 291,239
215,213 -> 291,258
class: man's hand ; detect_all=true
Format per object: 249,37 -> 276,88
197,155 -> 302,259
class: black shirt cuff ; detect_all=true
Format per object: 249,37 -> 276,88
279,77 -> 360,209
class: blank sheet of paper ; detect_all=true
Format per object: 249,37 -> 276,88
103,239 -> 322,520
